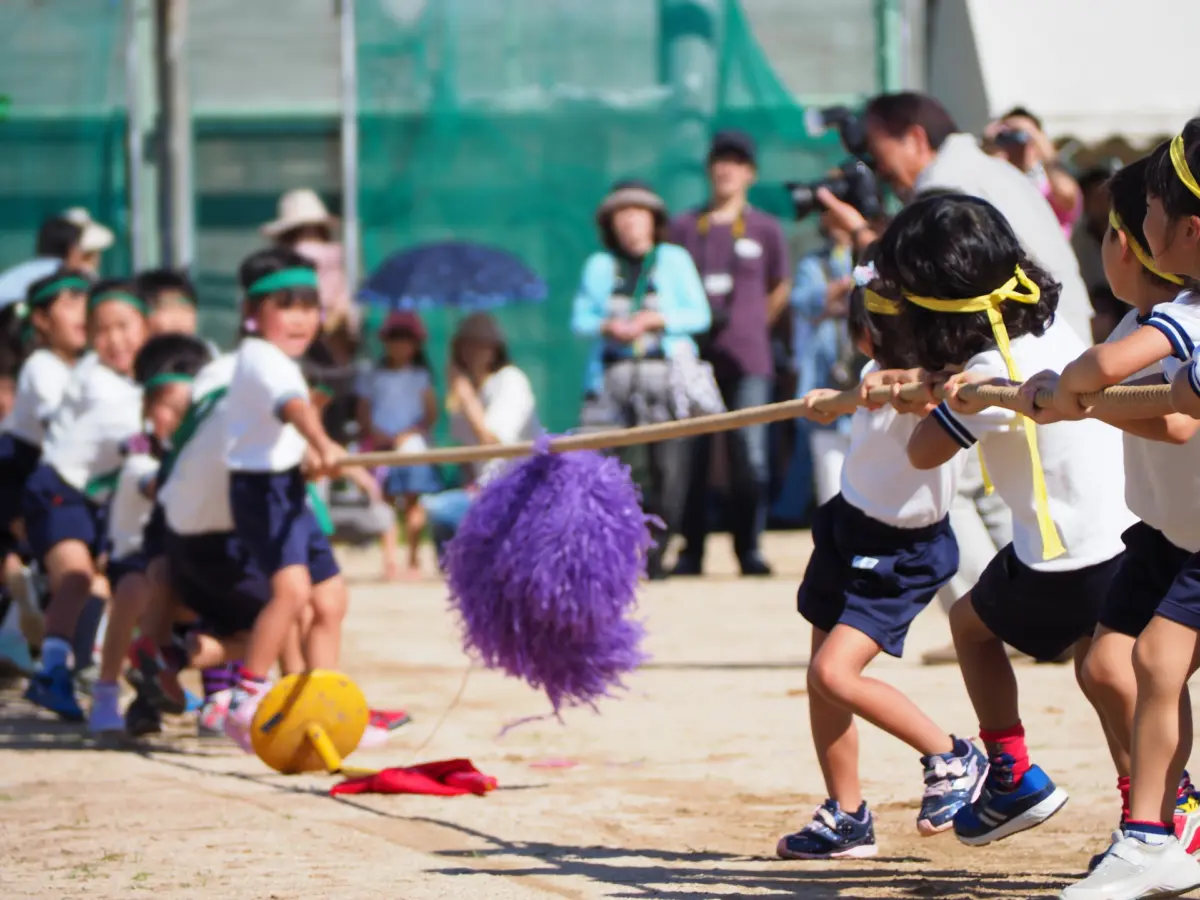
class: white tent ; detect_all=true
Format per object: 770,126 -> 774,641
929,0 -> 1200,143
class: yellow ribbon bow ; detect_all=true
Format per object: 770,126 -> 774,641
1109,210 -> 1184,286
1170,134 -> 1200,201
901,266 -> 1066,561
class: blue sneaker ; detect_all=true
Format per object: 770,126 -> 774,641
777,799 -> 878,860
918,737 -> 989,836
24,664 -> 85,722
954,757 -> 1068,846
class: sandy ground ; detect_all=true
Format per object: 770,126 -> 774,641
0,532 -> 1154,899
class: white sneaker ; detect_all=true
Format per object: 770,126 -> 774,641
1060,834 -> 1200,899
223,688 -> 265,754
87,683 -> 125,734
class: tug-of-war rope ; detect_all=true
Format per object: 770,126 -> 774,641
339,381 -> 1175,471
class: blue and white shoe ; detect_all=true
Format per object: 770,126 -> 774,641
777,799 -> 878,860
954,757 -> 1068,846
24,664 -> 85,722
918,736 -> 989,836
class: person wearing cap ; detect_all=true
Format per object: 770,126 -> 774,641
0,211 -> 113,309
572,179 -> 711,579
670,130 -> 792,577
420,313 -> 542,559
261,189 -> 355,341
355,310 -> 440,580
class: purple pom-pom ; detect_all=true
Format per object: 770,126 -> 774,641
444,445 -> 655,712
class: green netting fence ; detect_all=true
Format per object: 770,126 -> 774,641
0,1 -> 130,274
356,0 -> 851,434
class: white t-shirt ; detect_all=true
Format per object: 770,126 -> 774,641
930,318 -> 1135,571
1109,303 -> 1200,551
916,134 -> 1094,347
355,365 -> 431,438
448,365 -> 542,484
107,452 -> 159,561
841,361 -> 965,529
225,338 -> 309,472
4,349 -> 75,447
41,358 -> 144,498
160,354 -> 237,535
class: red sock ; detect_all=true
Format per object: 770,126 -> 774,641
1118,776 -> 1131,821
236,666 -> 267,693
979,722 -> 1030,783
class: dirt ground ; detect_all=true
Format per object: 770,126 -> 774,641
0,532 -> 1150,899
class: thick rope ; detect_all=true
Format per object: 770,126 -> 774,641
339,381 -> 1175,470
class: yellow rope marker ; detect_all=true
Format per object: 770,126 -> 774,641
251,670 -> 371,775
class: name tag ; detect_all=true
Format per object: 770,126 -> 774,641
851,556 -> 880,570
734,238 -> 763,259
704,273 -> 733,295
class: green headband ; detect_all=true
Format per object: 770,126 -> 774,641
246,268 -> 319,297
144,372 -> 194,391
89,291 -> 147,314
313,383 -> 335,399
31,276 -> 90,306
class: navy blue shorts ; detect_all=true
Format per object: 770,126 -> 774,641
165,528 -> 271,637
22,464 -> 106,565
1154,551 -> 1200,632
0,434 -> 41,556
971,544 -> 1123,662
107,552 -> 149,590
142,502 -> 167,560
229,469 -> 339,583
1100,522 -> 1193,637
797,493 -> 958,658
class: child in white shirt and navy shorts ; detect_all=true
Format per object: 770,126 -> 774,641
220,248 -> 347,750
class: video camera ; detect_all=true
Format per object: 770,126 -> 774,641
786,105 -> 884,222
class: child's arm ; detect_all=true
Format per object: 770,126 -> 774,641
280,397 -> 346,474
1054,326 -> 1174,416
419,383 -> 438,433
907,369 -> 1014,470
1172,357 -> 1200,420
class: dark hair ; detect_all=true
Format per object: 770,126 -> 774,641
999,106 -> 1043,130
88,277 -> 145,317
0,305 -> 28,376
1078,165 -> 1115,196
135,268 -> 198,307
875,193 -> 1060,371
598,180 -> 669,256
1148,121 -> 1200,222
1106,155 -> 1178,288
237,247 -> 319,310
133,333 -> 213,389
864,92 -> 959,152
35,216 -> 83,259
381,338 -> 430,373
25,266 -> 91,308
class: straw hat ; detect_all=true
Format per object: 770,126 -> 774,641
260,189 -> 338,238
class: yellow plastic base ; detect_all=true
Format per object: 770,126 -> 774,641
250,670 -> 369,774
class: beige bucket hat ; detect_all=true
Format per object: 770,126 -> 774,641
260,188 -> 338,238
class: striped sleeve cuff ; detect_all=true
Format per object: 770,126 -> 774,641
932,402 -> 977,449
273,391 -> 305,421
1143,312 -> 1196,361
1188,359 -> 1200,399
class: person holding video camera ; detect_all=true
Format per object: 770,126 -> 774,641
983,107 -> 1082,240
670,130 -> 792,577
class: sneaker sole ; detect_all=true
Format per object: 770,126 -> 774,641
957,787 -> 1069,847
776,841 -> 879,860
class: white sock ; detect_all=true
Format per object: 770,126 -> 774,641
39,636 -> 72,672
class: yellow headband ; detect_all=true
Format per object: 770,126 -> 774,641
864,288 -> 901,315
903,266 -> 1065,560
1170,134 -> 1200,201
1109,209 -> 1185,286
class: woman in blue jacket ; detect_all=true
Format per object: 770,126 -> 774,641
572,180 -> 711,579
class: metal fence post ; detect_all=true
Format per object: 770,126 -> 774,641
339,0 -> 360,293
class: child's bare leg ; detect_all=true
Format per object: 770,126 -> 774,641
403,495 -> 425,572
1080,627 -> 1137,777
41,540 -> 95,663
304,575 -> 346,670
950,594 -> 1020,729
279,606 -> 309,676
380,498 -> 402,581
3,551 -> 40,648
186,631 -> 246,669
1129,617 -> 1200,824
98,573 -> 148,683
811,624 -> 955,757
807,627 -> 862,810
241,565 -> 312,678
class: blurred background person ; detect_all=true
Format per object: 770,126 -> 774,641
771,209 -> 857,524
983,107 -> 1082,239
421,313 -> 541,559
670,130 -> 791,577
0,210 -> 113,307
572,180 -> 711,580
1073,165 -> 1127,342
